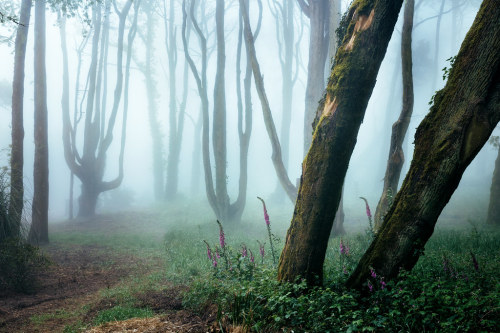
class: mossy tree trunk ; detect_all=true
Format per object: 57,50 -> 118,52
8,0 -> 32,237
374,0 -> 414,230
347,0 -> 500,290
277,0 -> 404,285
29,0 -> 49,245
487,145 -> 500,225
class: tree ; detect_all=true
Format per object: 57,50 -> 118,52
164,0 -> 190,201
277,0 -> 404,285
61,0 -> 137,217
8,0 -> 32,238
29,0 -> 49,244
182,0 -> 260,223
347,0 -> 500,289
135,0 -> 165,201
373,0 -> 415,230
297,0 -> 330,156
487,136 -> 500,225
267,0 -> 302,200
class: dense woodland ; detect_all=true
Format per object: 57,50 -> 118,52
0,0 -> 499,332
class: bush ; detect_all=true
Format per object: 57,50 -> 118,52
0,237 -> 50,293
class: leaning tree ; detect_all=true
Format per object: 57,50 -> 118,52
347,0 -> 500,289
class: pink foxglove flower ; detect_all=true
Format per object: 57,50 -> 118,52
241,244 -> 248,258
370,268 -> 377,279
257,196 -> 270,226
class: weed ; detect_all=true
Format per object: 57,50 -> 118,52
93,306 -> 153,326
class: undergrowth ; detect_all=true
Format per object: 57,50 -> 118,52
166,220 -> 499,332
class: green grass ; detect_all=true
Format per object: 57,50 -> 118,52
93,306 -> 154,326
169,220 -> 500,332
30,309 -> 74,326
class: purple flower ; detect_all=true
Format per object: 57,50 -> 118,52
380,279 -> 387,290
250,250 -> 255,263
360,197 -> 372,218
204,241 -> 212,260
257,197 -> 270,226
259,244 -> 265,257
368,281 -> 373,292
370,268 -> 377,279
217,220 -> 225,249
241,245 -> 248,258
339,239 -> 349,255
216,248 -> 221,259
212,258 -> 218,268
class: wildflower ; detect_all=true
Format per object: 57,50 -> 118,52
258,241 -> 265,257
368,281 -> 373,292
370,268 -> 377,279
470,251 -> 479,272
203,240 -> 212,260
339,239 -> 349,255
241,244 -> 248,257
217,220 -> 225,249
250,250 -> 255,264
212,257 -> 217,268
216,248 -> 221,259
360,197 -> 372,218
380,279 -> 387,290
257,196 -> 270,226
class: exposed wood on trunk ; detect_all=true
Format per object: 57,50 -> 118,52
374,0 -> 414,230
277,0 -> 404,286
347,0 -> 500,289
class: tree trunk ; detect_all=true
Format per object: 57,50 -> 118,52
374,0 -> 414,230
277,0 -> 404,286
9,0 -> 32,237
240,0 -> 298,203
487,146 -> 500,225
347,0 -> 500,289
165,0 -> 179,201
431,0 -> 445,92
61,0 -> 135,218
302,0 -> 330,156
30,0 -> 49,244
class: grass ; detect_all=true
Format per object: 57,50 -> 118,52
19,202 -> 499,332
93,306 -> 154,326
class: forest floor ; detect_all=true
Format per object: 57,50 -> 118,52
0,212 -> 219,333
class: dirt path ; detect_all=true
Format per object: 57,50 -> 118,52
0,215 -> 218,333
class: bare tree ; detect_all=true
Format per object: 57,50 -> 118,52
29,0 -> 49,244
61,0 -> 137,217
374,0 -> 415,230
487,136 -> 500,225
8,0 -> 32,237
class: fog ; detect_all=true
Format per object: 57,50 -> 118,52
0,0 -> 497,228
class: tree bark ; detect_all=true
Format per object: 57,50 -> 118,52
30,0 -> 49,244
277,0 -> 404,286
241,0 -> 298,203
347,0 -> 500,289
487,145 -> 500,225
374,0 -> 414,230
302,0 -> 330,157
8,0 -> 32,237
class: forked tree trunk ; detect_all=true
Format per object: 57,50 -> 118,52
9,0 -> 32,236
347,0 -> 500,289
277,0 -> 404,286
374,0 -> 414,230
30,0 -> 49,244
487,146 -> 500,225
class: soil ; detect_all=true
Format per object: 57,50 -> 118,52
0,216 -> 219,333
